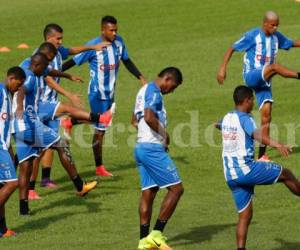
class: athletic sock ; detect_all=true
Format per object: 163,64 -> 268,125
41,166 -> 51,180
297,72 -> 300,79
29,180 -> 36,190
19,199 -> 29,215
90,113 -> 100,123
153,219 -> 168,232
258,145 -> 266,158
72,175 -> 84,192
140,223 -> 150,239
0,217 -> 7,234
237,248 -> 246,250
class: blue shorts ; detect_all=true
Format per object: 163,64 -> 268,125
38,101 -> 60,122
134,143 -> 181,190
89,93 -> 113,131
14,120 -> 60,163
227,161 -> 282,213
244,68 -> 273,109
0,150 -> 17,183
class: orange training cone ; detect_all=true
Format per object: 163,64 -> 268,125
17,43 -> 29,49
0,47 -> 11,52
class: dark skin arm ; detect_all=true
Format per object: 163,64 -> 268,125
216,47 -> 235,84
144,108 -> 169,150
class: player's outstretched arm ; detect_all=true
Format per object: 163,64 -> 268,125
131,113 -> 138,129
68,41 -> 111,55
217,47 -> 235,85
15,87 -> 25,119
253,129 -> 292,157
48,69 -> 84,82
62,59 -> 76,72
45,76 -> 82,107
122,58 -> 147,85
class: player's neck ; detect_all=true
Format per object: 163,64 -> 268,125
235,105 -> 250,113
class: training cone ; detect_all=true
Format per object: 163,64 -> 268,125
17,43 -> 29,49
0,47 -> 11,52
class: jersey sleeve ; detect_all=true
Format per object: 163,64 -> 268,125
58,46 -> 70,60
276,31 -> 294,50
144,86 -> 161,113
240,115 -> 257,137
232,31 -> 254,52
73,50 -> 94,65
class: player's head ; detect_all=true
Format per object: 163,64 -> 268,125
101,16 -> 118,42
30,53 -> 49,76
233,85 -> 254,112
6,66 -> 26,93
43,23 -> 64,48
157,67 -> 183,94
263,11 -> 279,35
38,42 -> 57,62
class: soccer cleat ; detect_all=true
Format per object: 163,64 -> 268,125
40,178 -> 58,188
99,103 -> 115,127
137,237 -> 158,250
96,165 -> 113,177
28,190 -> 42,200
146,230 -> 173,250
257,154 -> 271,162
77,181 -> 97,197
60,117 -> 73,140
0,229 -> 17,238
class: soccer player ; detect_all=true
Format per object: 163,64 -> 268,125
33,23 -> 110,193
133,67 -> 184,250
216,10 -> 300,161
219,85 -> 300,250
62,15 -> 147,177
0,67 -> 26,237
13,53 -> 112,215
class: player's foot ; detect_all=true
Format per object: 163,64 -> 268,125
0,229 -> 17,238
60,117 -> 72,140
96,165 -> 113,177
137,237 -> 158,250
257,154 -> 271,162
28,190 -> 42,200
40,178 -> 58,188
99,103 -> 115,127
77,181 -> 97,197
146,230 -> 173,250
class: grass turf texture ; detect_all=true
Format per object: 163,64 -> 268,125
1,0 -> 300,249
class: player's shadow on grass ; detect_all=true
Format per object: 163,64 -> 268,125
168,223 -> 235,246
273,238 -> 300,250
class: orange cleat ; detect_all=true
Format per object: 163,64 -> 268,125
60,117 -> 73,140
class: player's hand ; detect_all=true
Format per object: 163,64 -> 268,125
276,144 -> 292,157
217,67 -> 226,85
94,41 -> 112,51
69,93 -> 83,108
140,76 -> 147,85
70,75 -> 84,83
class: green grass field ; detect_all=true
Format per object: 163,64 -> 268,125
1,0 -> 300,249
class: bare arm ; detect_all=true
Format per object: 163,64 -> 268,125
68,41 -> 111,55
44,76 -> 82,107
253,129 -> 292,157
216,47 -> 235,85
15,87 -> 25,119
48,69 -> 83,82
293,40 -> 300,47
131,113 -> 138,129
144,108 -> 169,150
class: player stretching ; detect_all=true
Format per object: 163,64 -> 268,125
218,85 -> 300,250
13,53 -> 112,215
62,15 -> 147,177
133,67 -> 184,250
0,67 -> 25,237
217,11 -> 300,161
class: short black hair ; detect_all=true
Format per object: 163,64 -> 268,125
158,67 -> 183,85
31,52 -> 49,66
38,42 -> 57,55
43,23 -> 63,39
233,85 -> 253,104
7,66 -> 26,80
101,15 -> 117,25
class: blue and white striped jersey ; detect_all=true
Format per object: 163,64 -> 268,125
232,28 -> 293,76
0,83 -> 12,150
221,110 -> 257,181
12,68 -> 42,133
73,35 -> 129,100
41,46 -> 69,103
134,82 -> 167,144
